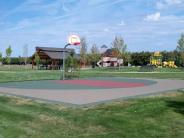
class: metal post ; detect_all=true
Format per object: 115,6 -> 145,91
62,43 -> 71,80
63,50 -> 65,80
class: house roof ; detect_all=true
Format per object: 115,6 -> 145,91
101,45 -> 108,49
103,48 -> 119,57
33,47 -> 75,60
36,47 -> 74,53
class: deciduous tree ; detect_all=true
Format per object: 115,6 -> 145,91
112,36 -> 127,54
176,33 -> 184,52
23,44 -> 28,65
34,53 -> 40,69
90,44 -> 101,68
80,37 -> 88,67
112,36 -> 127,69
0,52 -> 2,65
6,46 -> 12,68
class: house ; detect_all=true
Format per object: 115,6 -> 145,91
97,48 -> 123,67
31,47 -> 76,70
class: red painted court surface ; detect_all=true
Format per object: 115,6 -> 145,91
0,77 -> 156,90
55,80 -> 145,88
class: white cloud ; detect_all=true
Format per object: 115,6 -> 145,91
62,3 -> 70,12
156,0 -> 183,9
144,12 -> 161,21
118,20 -> 125,26
104,28 -> 110,32
1,0 -> 68,19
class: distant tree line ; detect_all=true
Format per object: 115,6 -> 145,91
0,45 -> 31,65
0,33 -> 184,67
1,57 -> 32,65
81,34 -> 184,67
130,51 -> 184,66
1,51 -> 183,67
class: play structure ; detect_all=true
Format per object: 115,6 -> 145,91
150,52 -> 162,67
163,61 -> 177,68
150,52 -> 177,68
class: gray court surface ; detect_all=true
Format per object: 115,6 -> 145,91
0,78 -> 184,106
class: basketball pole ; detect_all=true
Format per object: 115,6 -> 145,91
62,34 -> 81,80
62,43 -> 71,80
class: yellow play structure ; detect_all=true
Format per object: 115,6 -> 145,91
150,52 -> 162,67
150,52 -> 177,68
163,61 -> 177,68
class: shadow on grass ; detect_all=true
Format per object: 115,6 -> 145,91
166,100 -> 184,114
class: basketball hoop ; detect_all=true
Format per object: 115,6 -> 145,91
62,34 -> 81,80
68,34 -> 81,46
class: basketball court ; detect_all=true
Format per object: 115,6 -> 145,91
0,77 -> 183,106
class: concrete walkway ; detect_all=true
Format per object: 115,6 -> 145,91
0,79 -> 184,106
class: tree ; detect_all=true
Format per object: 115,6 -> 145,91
90,44 -> 100,68
80,37 -> 88,67
112,36 -> 127,54
176,33 -> 184,52
131,52 -> 152,66
91,44 -> 99,54
23,44 -> 28,65
34,53 -> 40,69
6,46 -> 12,67
65,55 -> 80,79
122,52 -> 131,66
173,51 -> 184,67
112,36 -> 127,69
0,52 -> 2,65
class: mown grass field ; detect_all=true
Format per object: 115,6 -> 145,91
0,66 -> 184,137
0,68 -> 184,83
0,91 -> 184,138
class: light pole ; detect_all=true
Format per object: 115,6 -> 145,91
62,43 -> 71,80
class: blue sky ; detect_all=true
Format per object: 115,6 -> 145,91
0,0 -> 184,56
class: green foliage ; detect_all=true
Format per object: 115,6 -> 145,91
162,51 -> 184,67
176,33 -> 184,52
23,44 -> 28,65
89,44 -> 101,67
162,51 -> 175,61
121,52 -> 131,65
131,52 -> 152,66
5,46 -> 12,64
65,55 -> 78,70
1,57 -> 32,65
65,55 -> 80,79
0,52 -> 2,62
34,53 -> 40,68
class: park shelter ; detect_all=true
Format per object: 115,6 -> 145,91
32,47 -> 75,70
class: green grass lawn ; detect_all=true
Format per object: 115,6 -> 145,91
88,66 -> 184,72
0,91 -> 183,138
80,71 -> 184,79
0,66 -> 184,137
0,70 -> 61,83
0,68 -> 184,83
0,65 -> 184,82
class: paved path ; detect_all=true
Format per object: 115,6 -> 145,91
0,79 -> 184,106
